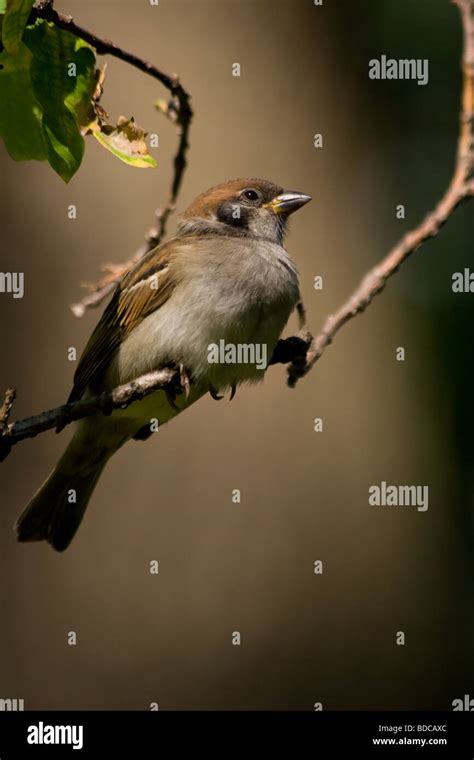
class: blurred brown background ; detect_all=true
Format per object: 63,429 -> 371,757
1,0 -> 473,710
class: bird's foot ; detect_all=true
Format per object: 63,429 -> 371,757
166,363 -> 191,411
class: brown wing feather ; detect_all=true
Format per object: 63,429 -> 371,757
68,239 -> 179,402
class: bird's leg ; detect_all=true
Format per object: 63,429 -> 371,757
179,362 -> 191,399
165,388 -> 180,411
165,363 -> 191,410
296,299 -> 307,330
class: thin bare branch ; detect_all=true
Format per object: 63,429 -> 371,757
30,2 -> 192,116
0,369 -> 179,462
28,1 -> 193,317
0,389 -> 17,434
287,0 -> 474,387
0,337 -> 306,461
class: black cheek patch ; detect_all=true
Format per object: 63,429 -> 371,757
216,201 -> 249,229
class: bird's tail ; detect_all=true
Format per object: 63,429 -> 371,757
15,429 -> 109,552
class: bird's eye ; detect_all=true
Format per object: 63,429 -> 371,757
242,188 -> 260,202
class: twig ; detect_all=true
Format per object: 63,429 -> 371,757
0,389 -> 17,434
71,101 -> 191,316
0,338 -> 306,461
287,0 -> 474,387
28,1 -> 192,317
0,369 -> 179,462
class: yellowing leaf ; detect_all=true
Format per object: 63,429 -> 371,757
92,116 -> 157,168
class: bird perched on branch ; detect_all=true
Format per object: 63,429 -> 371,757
15,178 -> 311,551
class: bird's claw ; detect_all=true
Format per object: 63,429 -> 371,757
208,382 -> 237,401
209,384 -> 224,400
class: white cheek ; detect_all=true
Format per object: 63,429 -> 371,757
248,211 -> 285,243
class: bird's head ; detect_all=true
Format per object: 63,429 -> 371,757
178,178 -> 311,245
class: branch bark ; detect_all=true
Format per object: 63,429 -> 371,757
0,369 -> 179,462
0,338 -> 308,461
287,0 -> 474,387
1,0 -> 471,458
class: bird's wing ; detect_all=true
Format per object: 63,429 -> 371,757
68,237 -> 183,402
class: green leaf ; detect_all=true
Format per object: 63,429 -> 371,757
0,40 -> 47,161
0,1 -> 7,15
92,116 -> 157,168
64,41 -> 99,131
0,16 -> 156,179
2,0 -> 35,53
23,20 -> 97,182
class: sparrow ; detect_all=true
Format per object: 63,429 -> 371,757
15,178 -> 311,551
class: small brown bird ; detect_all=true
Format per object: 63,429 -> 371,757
15,178 -> 311,551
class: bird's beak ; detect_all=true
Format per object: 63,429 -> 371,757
264,191 -> 312,215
